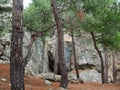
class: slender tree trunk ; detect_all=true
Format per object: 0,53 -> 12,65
110,51 -> 113,83
70,22 -> 79,79
51,0 -> 68,88
104,51 -> 108,83
54,30 -> 58,74
112,51 -> 117,83
90,32 -> 105,84
42,39 -> 46,73
69,19 -> 83,83
10,0 -> 24,90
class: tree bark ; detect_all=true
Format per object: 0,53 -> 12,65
42,39 -> 46,73
51,0 -> 68,88
104,51 -> 108,83
11,0 -> 54,89
54,30 -> 58,74
10,0 -> 24,90
90,32 -> 105,84
112,51 -> 117,83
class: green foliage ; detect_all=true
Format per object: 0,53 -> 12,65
0,6 -> 11,13
81,0 -> 120,50
55,0 -> 82,36
0,0 -> 11,13
0,0 -> 9,4
23,0 -> 54,40
23,0 -> 120,50
83,0 -> 114,13
23,0 -> 53,32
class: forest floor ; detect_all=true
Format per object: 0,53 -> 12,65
0,64 -> 120,90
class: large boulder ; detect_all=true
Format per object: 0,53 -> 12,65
40,69 -> 102,83
23,32 -> 45,76
79,69 -> 102,83
68,69 -> 102,83
0,32 -> 46,75
0,33 -> 11,61
41,72 -> 61,81
75,32 -> 101,71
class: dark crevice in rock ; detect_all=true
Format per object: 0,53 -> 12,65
47,50 -> 61,75
78,64 -> 96,70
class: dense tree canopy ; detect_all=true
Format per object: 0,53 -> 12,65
23,0 -> 53,32
81,0 -> 120,50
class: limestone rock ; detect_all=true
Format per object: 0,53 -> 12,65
79,69 -> 102,83
41,73 -> 61,81
68,69 -> 101,83
44,80 -> 52,86
1,78 -> 7,82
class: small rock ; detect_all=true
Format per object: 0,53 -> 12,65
70,79 -> 79,84
45,80 -> 52,86
1,78 -> 7,82
35,74 -> 42,79
9,83 -> 11,86
0,60 -> 10,64
41,73 -> 61,81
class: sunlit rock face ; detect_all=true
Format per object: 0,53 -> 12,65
68,69 -> 102,83
2,31 -> 120,83
46,34 -> 73,73
0,32 -> 45,76
23,32 -> 46,76
74,32 -> 101,71
45,32 -> 101,73
0,33 -> 11,61
0,32 -> 101,74
40,69 -> 102,83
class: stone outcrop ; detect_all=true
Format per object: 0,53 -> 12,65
40,69 -> 102,83
23,32 -> 45,76
0,31 -> 102,80
1,31 -> 120,83
0,32 -> 45,76
46,32 -> 101,73
0,33 -> 11,61
70,69 -> 102,83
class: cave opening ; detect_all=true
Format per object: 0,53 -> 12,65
47,50 -> 61,75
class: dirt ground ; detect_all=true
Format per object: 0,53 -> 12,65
0,64 -> 120,90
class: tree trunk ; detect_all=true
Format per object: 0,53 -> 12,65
54,30 -> 58,74
10,0 -> 24,90
70,22 -> 79,79
51,0 -> 68,88
104,51 -> 108,83
69,19 -> 83,83
112,51 -> 117,83
11,0 -> 52,89
90,32 -> 105,84
42,39 -> 46,73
